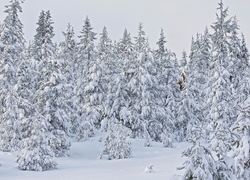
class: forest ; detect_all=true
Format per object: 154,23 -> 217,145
0,0 -> 249,179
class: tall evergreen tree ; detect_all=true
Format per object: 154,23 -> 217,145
134,23 -> 146,55
207,2 -> 236,178
77,57 -> 104,140
155,29 -> 180,138
179,50 -> 187,70
76,17 -> 97,140
136,47 -> 166,141
97,26 -> 114,98
155,28 -> 167,61
0,0 -> 25,152
37,58 -> 72,157
59,23 -> 78,135
232,96 -> 250,179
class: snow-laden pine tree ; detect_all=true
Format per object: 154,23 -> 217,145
231,60 -> 250,179
101,120 -> 132,160
180,125 -> 219,180
227,16 -> 241,91
58,23 -> 78,135
134,23 -> 146,56
97,26 -> 114,102
116,29 -> 135,70
101,64 -> 134,132
175,75 -> 201,142
179,50 -> 187,71
31,11 -> 71,157
77,57 -> 104,140
75,17 -> 97,140
17,111 -> 57,171
207,2 -> 237,178
32,10 -> 55,63
0,0 -> 25,152
232,96 -> 250,179
30,10 -> 56,99
135,46 -> 167,141
199,28 -> 212,130
155,29 -> 167,61
235,34 -> 250,104
59,23 -> 77,87
154,29 -> 179,140
103,29 -> 140,137
37,58 -> 72,157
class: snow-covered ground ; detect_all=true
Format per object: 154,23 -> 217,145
0,132 -> 188,180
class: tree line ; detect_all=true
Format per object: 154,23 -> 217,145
0,0 -> 249,178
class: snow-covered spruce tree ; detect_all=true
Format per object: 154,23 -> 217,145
32,10 -> 55,63
75,17 -> 97,140
36,58 -> 72,157
59,23 -> 77,87
155,28 -> 167,61
16,50 -> 36,142
30,10 -> 56,98
175,75 -> 201,142
0,0 -> 26,152
179,125 -> 218,180
199,28 -> 212,128
179,50 -> 187,71
231,62 -> 250,179
17,111 -> 57,171
234,33 -> 250,103
58,23 -> 78,135
102,120 -> 132,160
116,29 -> 135,70
77,57 -> 104,140
227,16 -> 242,92
32,11 -> 71,157
101,62 -> 134,132
104,29 -> 141,138
97,26 -> 114,101
134,23 -> 146,56
135,46 -> 167,142
232,96 -> 250,179
207,2 -> 237,179
154,29 -> 179,141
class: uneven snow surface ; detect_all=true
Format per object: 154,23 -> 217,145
0,132 -> 188,180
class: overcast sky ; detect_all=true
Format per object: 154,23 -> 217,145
0,0 -> 249,58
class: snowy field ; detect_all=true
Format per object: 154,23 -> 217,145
0,132 -> 188,180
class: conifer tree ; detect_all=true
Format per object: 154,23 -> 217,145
155,29 -> 179,137
232,96 -> 250,179
31,11 -> 71,157
97,26 -> 114,98
0,0 -> 25,152
155,28 -> 167,61
59,23 -> 78,134
59,23 -> 77,85
17,111 -> 57,171
77,57 -> 104,140
37,58 -> 72,157
180,125 -> 218,180
136,47 -> 166,141
32,10 -> 55,63
207,2 -> 236,178
76,17 -> 97,140
134,23 -> 146,55
101,121 -> 131,160
179,50 -> 187,70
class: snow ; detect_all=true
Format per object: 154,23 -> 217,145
0,132 -> 188,180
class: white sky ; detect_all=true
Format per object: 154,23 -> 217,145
0,0 -> 249,58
